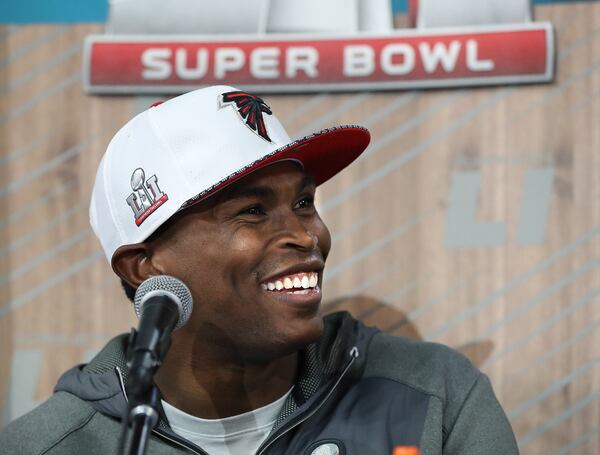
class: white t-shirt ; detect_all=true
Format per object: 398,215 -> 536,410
161,388 -> 293,455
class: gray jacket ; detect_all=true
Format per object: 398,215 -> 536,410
0,312 -> 518,454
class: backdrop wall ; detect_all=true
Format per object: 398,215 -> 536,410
1,2 -> 600,453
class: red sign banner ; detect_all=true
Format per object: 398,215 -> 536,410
83,23 -> 554,94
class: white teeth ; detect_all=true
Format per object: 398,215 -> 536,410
263,272 -> 320,292
291,289 -> 310,295
301,276 -> 309,288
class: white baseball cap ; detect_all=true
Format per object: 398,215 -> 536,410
90,85 -> 370,263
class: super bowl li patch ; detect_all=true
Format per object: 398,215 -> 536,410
125,167 -> 168,226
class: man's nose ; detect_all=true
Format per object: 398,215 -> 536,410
273,212 -> 318,251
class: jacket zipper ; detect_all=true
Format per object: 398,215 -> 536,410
255,347 -> 359,455
152,428 -> 209,455
115,346 -> 359,455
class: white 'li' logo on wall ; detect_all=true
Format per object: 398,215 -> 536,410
125,167 -> 168,226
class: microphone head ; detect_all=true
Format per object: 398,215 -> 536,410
134,275 -> 193,330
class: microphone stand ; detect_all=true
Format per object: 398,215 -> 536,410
118,319 -> 174,455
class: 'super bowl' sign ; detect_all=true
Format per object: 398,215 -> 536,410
83,23 -> 554,94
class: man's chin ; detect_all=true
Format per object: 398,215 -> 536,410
280,314 -> 325,353
231,313 -> 325,363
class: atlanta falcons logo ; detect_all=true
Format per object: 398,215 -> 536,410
220,91 -> 273,142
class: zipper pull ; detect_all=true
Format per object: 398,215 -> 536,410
349,346 -> 359,358
392,447 -> 420,455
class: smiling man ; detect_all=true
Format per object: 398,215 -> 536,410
0,86 -> 518,455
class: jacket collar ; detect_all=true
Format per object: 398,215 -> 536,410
54,311 -> 378,426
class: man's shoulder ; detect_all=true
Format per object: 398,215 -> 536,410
363,331 -> 481,402
0,392 -> 97,455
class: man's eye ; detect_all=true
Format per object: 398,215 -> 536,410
295,196 -> 314,209
239,205 -> 264,216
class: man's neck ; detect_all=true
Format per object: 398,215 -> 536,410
154,336 -> 298,420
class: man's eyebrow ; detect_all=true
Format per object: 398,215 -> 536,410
225,185 -> 274,201
222,173 -> 316,202
299,173 -> 316,190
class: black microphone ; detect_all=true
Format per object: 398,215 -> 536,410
127,275 -> 193,402
119,276 -> 192,455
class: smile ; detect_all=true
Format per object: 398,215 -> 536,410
261,272 -> 319,292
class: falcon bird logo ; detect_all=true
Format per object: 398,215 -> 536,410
220,91 -> 273,142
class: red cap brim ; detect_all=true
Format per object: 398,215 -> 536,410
181,125 -> 370,209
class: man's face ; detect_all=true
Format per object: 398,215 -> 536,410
151,162 -> 331,362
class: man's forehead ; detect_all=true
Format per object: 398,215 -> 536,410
217,163 -> 315,201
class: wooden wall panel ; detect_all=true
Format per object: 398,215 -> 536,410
1,3 -> 600,453
0,25 -> 12,426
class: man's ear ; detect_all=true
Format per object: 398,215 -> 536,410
111,243 -> 160,288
